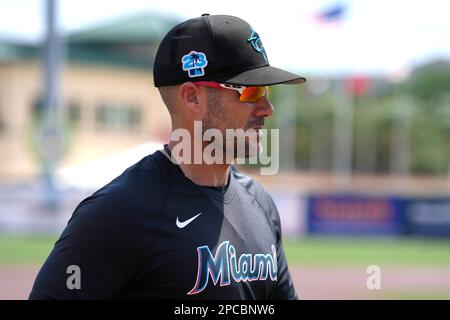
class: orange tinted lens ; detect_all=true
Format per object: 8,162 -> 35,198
239,86 -> 266,102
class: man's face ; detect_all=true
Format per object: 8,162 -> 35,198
202,86 -> 274,159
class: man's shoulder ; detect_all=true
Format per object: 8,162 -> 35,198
231,166 -> 274,211
72,151 -> 172,220
99,151 -> 169,192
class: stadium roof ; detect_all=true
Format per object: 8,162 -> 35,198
68,12 -> 177,44
0,12 -> 179,68
0,41 -> 36,62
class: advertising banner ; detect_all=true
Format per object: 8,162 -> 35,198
307,194 -> 406,235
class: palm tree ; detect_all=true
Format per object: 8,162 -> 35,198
190,53 -> 201,67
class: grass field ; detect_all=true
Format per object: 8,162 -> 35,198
0,235 -> 57,265
0,234 -> 449,267
283,237 -> 450,267
0,235 -> 449,299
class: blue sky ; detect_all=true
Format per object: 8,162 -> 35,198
0,0 -> 449,76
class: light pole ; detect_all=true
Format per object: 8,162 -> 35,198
37,0 -> 64,211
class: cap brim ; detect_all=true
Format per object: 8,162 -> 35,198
215,65 -> 306,86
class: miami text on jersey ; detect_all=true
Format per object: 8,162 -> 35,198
188,241 -> 278,295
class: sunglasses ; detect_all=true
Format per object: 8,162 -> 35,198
195,81 -> 271,103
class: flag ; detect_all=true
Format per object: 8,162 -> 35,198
313,2 -> 347,26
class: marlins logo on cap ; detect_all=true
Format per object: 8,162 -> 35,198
247,28 -> 268,62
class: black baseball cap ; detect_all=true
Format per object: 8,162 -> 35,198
153,14 -> 306,87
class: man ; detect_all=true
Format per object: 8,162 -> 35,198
29,14 -> 305,300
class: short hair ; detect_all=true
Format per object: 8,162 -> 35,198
158,85 -> 179,115
158,85 -> 220,117
203,86 -> 227,129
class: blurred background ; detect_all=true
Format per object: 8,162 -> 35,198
0,0 -> 449,299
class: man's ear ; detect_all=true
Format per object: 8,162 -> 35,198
178,82 -> 207,119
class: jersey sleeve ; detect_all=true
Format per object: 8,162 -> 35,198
266,194 -> 299,300
29,189 -> 153,300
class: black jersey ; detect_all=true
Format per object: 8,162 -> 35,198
29,150 -> 298,300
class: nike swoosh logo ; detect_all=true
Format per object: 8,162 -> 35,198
176,213 -> 202,229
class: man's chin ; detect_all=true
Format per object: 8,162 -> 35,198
222,130 -> 265,161
232,141 -> 262,159
250,141 -> 263,158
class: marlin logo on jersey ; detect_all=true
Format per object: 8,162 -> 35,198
187,241 -> 277,295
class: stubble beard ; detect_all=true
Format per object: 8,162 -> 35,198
203,90 -> 261,162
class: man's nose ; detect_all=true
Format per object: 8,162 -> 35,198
254,95 -> 274,118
